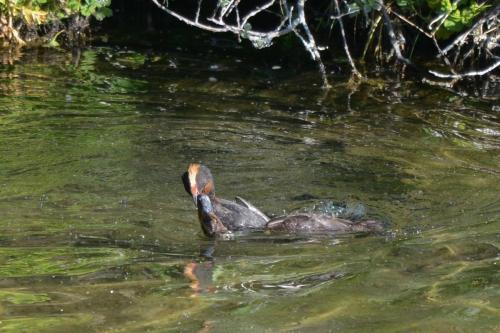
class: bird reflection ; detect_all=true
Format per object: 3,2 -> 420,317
183,243 -> 217,297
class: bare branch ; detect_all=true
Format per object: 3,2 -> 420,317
362,14 -> 382,60
377,0 -> 412,65
151,0 -> 297,39
429,57 -> 500,78
390,9 -> 432,39
195,0 -> 203,23
432,37 -> 456,74
241,0 -> 276,29
148,0 -> 498,88
332,0 -> 361,77
151,0 -> 229,32
220,0 -> 238,19
294,0 -> 331,87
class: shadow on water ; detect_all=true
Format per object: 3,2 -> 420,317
0,47 -> 498,332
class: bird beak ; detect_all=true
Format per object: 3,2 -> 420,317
191,185 -> 199,208
182,170 -> 199,208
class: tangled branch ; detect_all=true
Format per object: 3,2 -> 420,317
149,0 -> 498,89
383,1 -> 499,81
151,0 -> 331,87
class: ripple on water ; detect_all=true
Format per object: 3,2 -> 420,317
0,47 -> 499,333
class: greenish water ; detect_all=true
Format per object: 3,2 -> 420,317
0,48 -> 498,332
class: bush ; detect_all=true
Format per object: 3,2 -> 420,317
0,0 -> 112,47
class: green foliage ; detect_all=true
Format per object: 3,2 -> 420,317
396,0 -> 426,10
395,0 -> 489,39
0,0 -> 113,47
0,0 -> 112,22
439,0 -> 488,37
79,0 -> 113,20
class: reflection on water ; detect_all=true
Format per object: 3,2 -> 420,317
0,48 -> 498,332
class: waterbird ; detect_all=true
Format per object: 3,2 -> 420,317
182,163 -> 270,232
183,164 -> 384,238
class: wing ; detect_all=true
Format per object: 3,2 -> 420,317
265,214 -> 354,233
265,214 -> 312,232
234,196 -> 270,222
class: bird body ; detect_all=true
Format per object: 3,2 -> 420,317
266,214 -> 383,234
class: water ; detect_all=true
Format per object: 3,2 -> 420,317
0,47 -> 498,332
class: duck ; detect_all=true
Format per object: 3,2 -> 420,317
182,163 -> 270,232
195,193 -> 383,238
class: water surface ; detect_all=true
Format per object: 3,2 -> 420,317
0,48 -> 498,332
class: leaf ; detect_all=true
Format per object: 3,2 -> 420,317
396,0 -> 410,8
46,30 -> 64,48
67,0 -> 81,12
20,7 -> 48,25
93,7 -> 113,21
443,9 -> 464,33
80,5 -> 94,17
427,0 -> 453,12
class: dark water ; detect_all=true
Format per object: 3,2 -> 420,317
0,47 -> 498,332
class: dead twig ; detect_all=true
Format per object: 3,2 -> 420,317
377,0 -> 412,65
429,56 -> 500,78
333,0 -> 361,77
